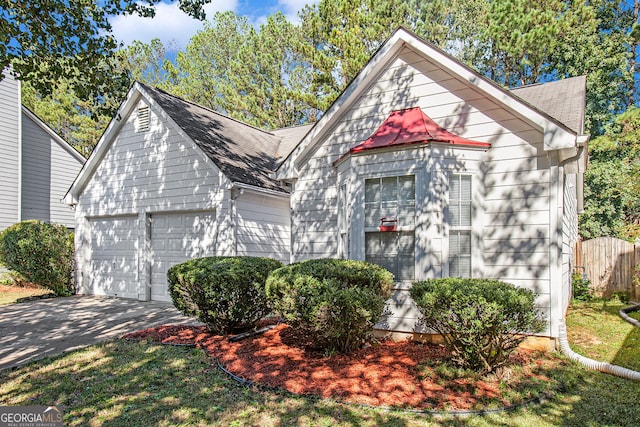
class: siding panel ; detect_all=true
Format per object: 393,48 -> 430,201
0,71 -> 20,229
236,193 -> 290,262
21,112 -> 83,227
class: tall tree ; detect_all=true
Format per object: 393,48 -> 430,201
580,108 -> 640,241
168,11 -> 318,129
114,39 -> 174,89
550,0 -> 635,134
297,0 -> 413,109
229,13 -> 317,128
21,80 -> 113,157
167,11 -> 252,113
1,0 -> 212,114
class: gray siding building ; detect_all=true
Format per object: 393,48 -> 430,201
0,70 -> 85,231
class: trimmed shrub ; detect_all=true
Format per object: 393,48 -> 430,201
265,258 -> 394,353
0,220 -> 74,296
409,278 -> 545,373
167,256 -> 283,334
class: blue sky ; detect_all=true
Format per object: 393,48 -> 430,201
110,0 -> 314,50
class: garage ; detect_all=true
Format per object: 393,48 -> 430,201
66,84 -> 292,302
150,211 -> 217,301
87,216 -> 138,298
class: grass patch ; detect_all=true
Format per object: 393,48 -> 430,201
416,352 -> 559,411
0,340 -> 638,426
566,300 -> 640,371
0,284 -> 53,305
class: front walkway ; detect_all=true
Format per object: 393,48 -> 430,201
0,295 -> 196,370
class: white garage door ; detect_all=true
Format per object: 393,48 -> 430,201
88,216 -> 138,298
150,211 -> 217,302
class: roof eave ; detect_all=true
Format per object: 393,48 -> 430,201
231,182 -> 290,198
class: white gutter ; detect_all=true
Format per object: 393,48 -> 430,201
231,182 -> 290,198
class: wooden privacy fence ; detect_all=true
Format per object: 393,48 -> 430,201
574,237 -> 640,300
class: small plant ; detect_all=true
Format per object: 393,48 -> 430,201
571,272 -> 593,301
167,256 -> 283,334
612,291 -> 630,305
265,258 -> 394,353
0,221 -> 74,296
410,278 -> 545,374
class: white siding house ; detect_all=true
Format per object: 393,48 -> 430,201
275,28 -> 588,343
65,84 -> 303,301
65,29 -> 587,345
0,70 -> 85,231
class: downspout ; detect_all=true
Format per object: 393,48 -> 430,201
558,135 -> 588,214
558,144 -> 585,169
230,187 -> 244,256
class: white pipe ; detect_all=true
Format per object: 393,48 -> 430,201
558,319 -> 640,381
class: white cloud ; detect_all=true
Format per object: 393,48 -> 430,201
250,0 -> 316,27
110,0 -> 238,50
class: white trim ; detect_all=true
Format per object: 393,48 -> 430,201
17,78 -> 22,222
230,182 -> 290,198
549,157 -> 562,337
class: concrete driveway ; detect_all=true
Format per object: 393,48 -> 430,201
0,295 -> 198,370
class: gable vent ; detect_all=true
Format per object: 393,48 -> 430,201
136,105 -> 150,132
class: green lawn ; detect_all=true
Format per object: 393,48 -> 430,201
0,344 -> 638,425
0,284 -> 53,305
566,300 -> 640,371
0,300 -> 638,426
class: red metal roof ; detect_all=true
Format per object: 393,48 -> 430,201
348,107 -> 491,155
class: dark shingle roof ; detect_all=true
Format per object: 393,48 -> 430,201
141,83 -> 293,192
510,76 -> 586,134
272,124 -> 313,160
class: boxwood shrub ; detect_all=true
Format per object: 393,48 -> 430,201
265,258 -> 394,353
0,220 -> 74,296
409,278 -> 546,373
167,256 -> 283,334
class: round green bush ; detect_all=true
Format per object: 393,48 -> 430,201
167,256 -> 283,334
409,278 -> 546,373
265,258 -> 394,353
0,220 -> 74,296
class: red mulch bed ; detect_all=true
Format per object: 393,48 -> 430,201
122,323 -> 558,411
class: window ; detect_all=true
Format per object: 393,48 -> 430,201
364,175 -> 415,229
364,175 -> 415,281
448,175 -> 472,277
